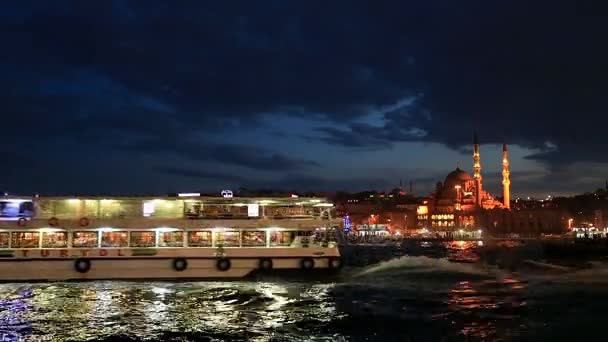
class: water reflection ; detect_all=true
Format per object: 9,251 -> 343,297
0,281 -> 349,341
0,252 -> 598,342
445,278 -> 528,339
0,287 -> 32,342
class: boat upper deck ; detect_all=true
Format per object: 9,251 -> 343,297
0,196 -> 336,225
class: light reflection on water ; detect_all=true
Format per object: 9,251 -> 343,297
3,244 -> 608,341
0,277 -> 534,341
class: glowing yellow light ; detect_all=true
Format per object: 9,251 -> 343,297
39,228 -> 64,233
417,206 -> 428,215
155,227 -> 179,232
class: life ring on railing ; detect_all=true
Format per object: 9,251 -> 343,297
300,257 -> 315,270
74,258 -> 91,273
258,258 -> 273,270
328,257 -> 343,269
172,258 -> 188,271
17,218 -> 27,227
48,217 -> 59,227
79,217 -> 90,227
216,258 -> 231,272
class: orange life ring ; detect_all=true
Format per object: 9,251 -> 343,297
17,217 -> 27,227
79,217 -> 90,227
48,217 -> 59,227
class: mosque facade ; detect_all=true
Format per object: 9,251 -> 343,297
417,134 -> 512,231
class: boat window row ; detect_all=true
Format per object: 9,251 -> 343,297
0,230 -> 314,249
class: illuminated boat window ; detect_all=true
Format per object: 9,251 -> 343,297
142,201 -> 155,217
101,231 -> 129,248
159,231 -> 183,247
11,232 -> 40,248
188,231 -> 212,247
241,231 -> 266,247
41,231 -> 68,248
0,200 -> 34,219
270,231 -> 293,246
0,233 -> 9,248
130,231 -> 156,248
72,231 -> 99,248
214,231 -> 240,247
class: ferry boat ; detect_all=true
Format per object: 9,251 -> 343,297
0,194 -> 342,281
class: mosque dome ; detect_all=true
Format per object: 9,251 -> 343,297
443,167 -> 473,189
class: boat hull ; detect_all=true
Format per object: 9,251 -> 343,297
0,247 -> 341,281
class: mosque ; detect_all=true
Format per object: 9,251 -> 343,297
418,134 -> 512,231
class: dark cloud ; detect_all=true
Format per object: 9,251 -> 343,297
1,1 -> 607,193
129,139 -> 319,172
156,167 -> 245,183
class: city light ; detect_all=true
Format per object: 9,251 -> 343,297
38,228 -> 63,232
154,227 -> 179,232
178,193 -> 200,197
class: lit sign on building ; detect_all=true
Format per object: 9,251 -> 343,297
343,215 -> 352,233
417,205 -> 428,215
221,190 -> 233,198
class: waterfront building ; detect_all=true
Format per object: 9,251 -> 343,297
418,135 -> 566,236
420,134 -> 507,233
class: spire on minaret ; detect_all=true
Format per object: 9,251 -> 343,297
473,133 -> 483,207
502,144 -> 511,209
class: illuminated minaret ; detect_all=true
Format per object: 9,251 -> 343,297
473,133 -> 483,207
502,144 -> 511,209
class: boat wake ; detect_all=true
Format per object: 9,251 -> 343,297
351,255 -> 499,280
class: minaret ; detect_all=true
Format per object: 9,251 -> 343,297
473,133 -> 483,207
502,144 -> 511,209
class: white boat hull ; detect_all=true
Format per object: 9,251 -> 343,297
0,247 -> 341,281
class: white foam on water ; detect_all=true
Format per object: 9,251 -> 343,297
352,256 -> 497,279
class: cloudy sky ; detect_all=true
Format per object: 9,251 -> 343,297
1,1 -> 607,197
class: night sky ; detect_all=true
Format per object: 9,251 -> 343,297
2,1 -> 607,197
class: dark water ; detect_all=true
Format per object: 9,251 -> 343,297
2,243 -> 608,341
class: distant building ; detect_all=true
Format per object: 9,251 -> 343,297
419,134 -> 566,236
422,134 -> 507,232
479,209 -> 566,235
